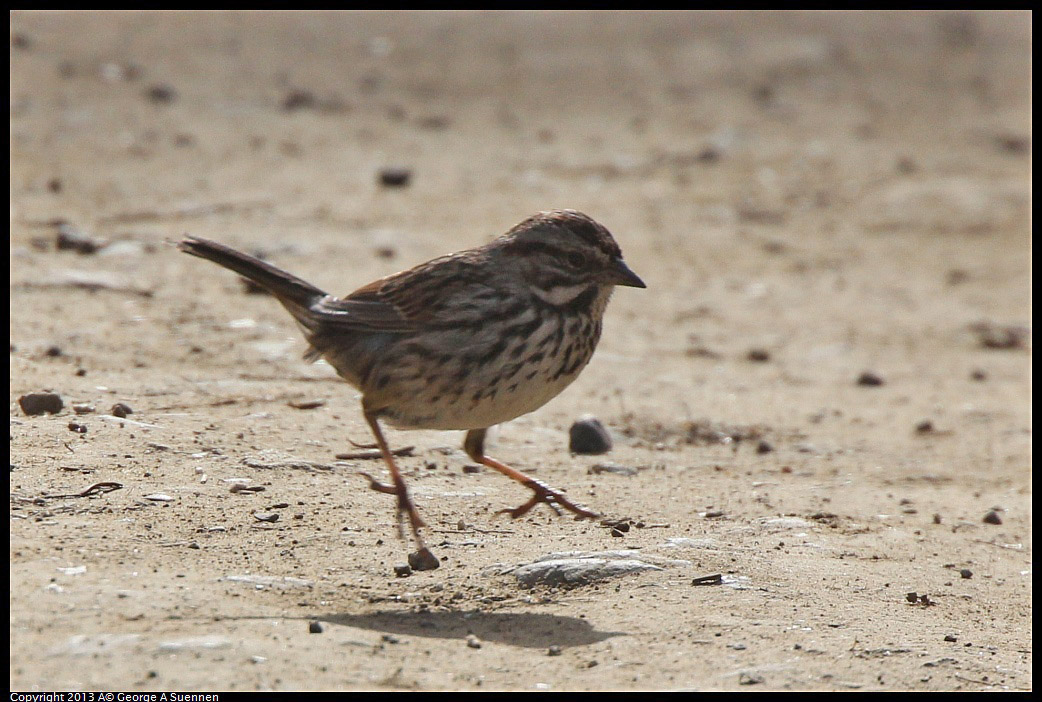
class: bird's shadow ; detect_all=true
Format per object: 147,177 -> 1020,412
320,609 -> 624,649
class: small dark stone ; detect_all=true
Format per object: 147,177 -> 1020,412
145,83 -> 177,104
47,177 -> 63,193
56,225 -> 104,254
11,32 -> 33,50
915,420 -> 935,434
416,115 -> 450,131
253,512 -> 280,523
462,464 -> 481,474
752,84 -> 774,106
111,402 -> 133,418
19,392 -> 64,415
691,573 -> 723,586
287,399 -> 324,410
906,592 -> 919,603
378,167 -> 412,187
610,527 -> 625,538
695,146 -> 721,163
896,156 -> 918,174
408,547 -> 440,571
756,440 -> 774,454
970,368 -> 988,381
282,89 -> 317,111
393,564 -> 412,578
857,371 -> 885,387
983,510 -> 1003,525
569,417 -> 612,455
994,133 -> 1029,155
548,645 -> 563,656
308,620 -> 324,634
67,422 -> 87,434
944,634 -> 958,642
747,348 -> 770,362
45,345 -> 63,357
972,322 -> 1028,350
959,569 -> 973,579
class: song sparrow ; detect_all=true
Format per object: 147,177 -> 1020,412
179,210 -> 644,570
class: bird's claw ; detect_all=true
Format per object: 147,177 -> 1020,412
497,479 -> 599,520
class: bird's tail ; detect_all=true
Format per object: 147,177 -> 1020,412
178,235 -> 327,329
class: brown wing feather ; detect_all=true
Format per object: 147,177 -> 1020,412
310,249 -> 496,333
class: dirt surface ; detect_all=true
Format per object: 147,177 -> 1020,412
10,10 -> 1032,692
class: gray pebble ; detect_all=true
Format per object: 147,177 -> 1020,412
569,417 -> 612,455
19,392 -> 64,415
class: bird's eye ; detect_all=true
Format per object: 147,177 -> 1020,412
565,252 -> 586,268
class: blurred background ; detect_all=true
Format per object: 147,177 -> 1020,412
9,11 -> 1032,692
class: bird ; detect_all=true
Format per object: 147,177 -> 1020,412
178,209 -> 645,569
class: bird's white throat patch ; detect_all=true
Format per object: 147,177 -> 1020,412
531,283 -> 592,307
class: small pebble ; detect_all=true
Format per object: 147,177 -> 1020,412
393,564 -> 412,578
569,416 -> 612,455
944,634 -> 958,642
308,620 -> 324,634
856,371 -> 885,387
462,464 -> 481,474
111,402 -> 133,418
959,569 -> 973,579
465,634 -> 482,649
756,440 -> 774,454
983,510 -> 1003,525
145,83 -> 177,104
548,645 -> 563,656
19,392 -> 64,415
72,404 -> 95,414
378,167 -> 412,187
11,32 -> 33,50
746,348 -> 770,362
56,225 -> 105,254
589,463 -> 637,476
253,512 -> 280,523
282,89 -> 317,111
408,548 -> 440,571
67,422 -> 87,434
287,399 -> 324,410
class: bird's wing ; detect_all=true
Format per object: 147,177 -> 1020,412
309,251 -> 497,333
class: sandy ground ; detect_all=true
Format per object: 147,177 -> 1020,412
9,10 -> 1031,692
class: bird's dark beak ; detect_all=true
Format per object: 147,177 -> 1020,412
607,258 -> 646,288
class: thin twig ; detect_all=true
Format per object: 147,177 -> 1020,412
336,446 -> 415,460
42,482 -> 123,500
